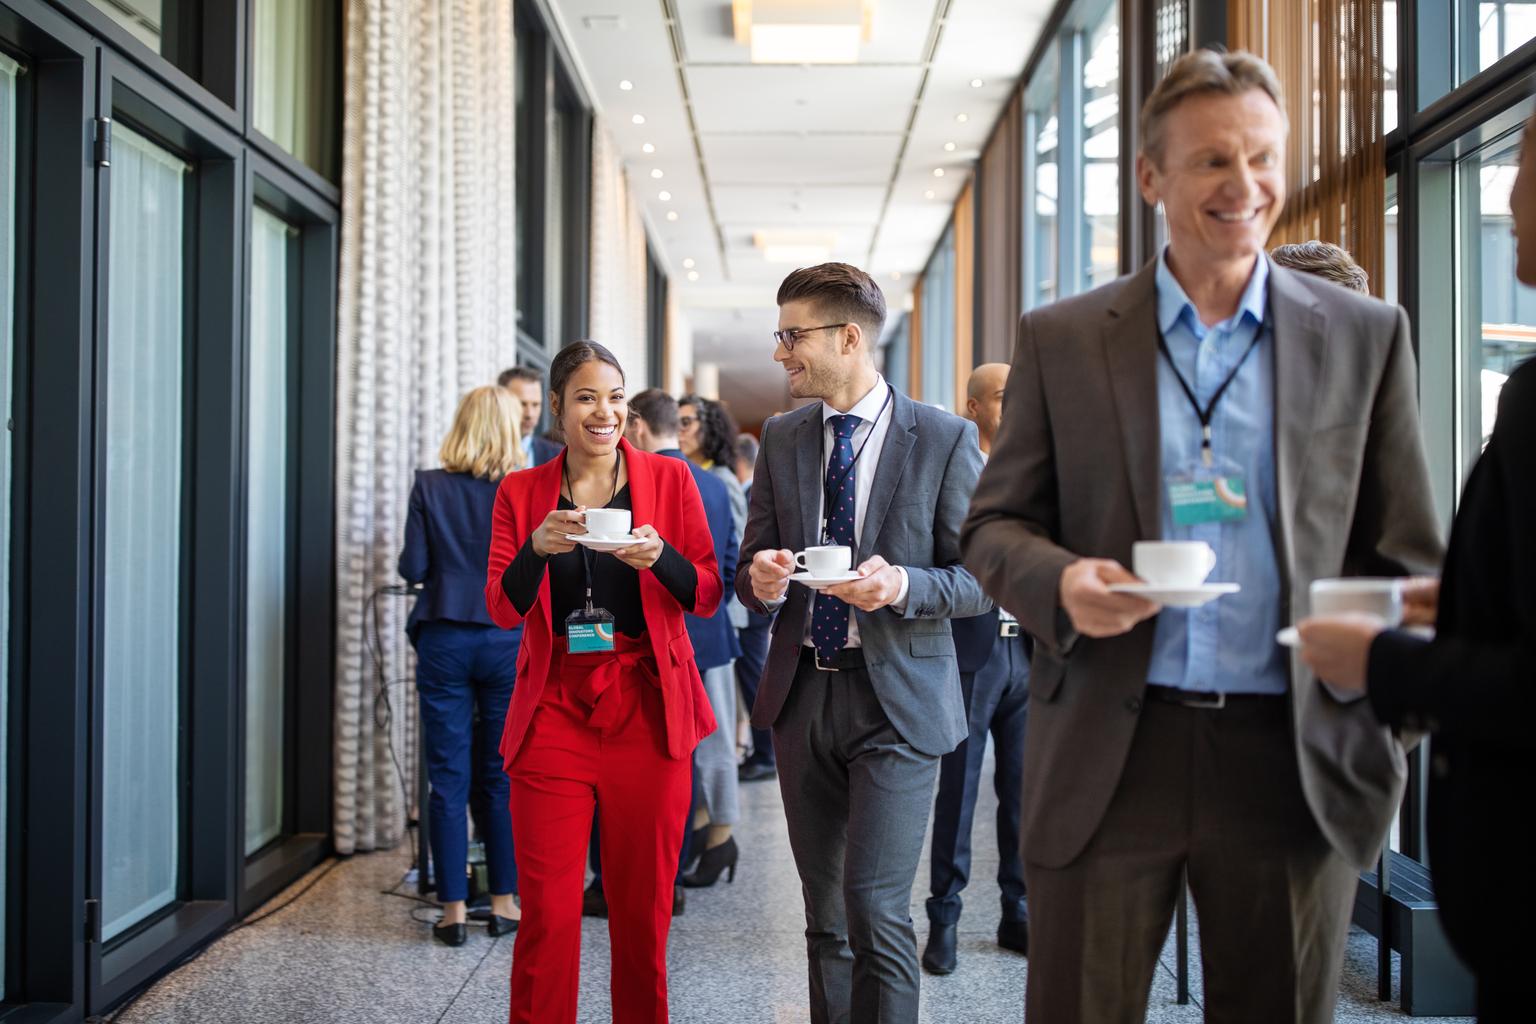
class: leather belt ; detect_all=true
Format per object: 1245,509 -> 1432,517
800,646 -> 867,673
1144,684 -> 1282,710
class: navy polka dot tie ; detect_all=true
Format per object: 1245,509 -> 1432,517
812,414 -> 861,664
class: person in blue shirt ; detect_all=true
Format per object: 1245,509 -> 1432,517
399,385 -> 527,946
499,365 -> 562,466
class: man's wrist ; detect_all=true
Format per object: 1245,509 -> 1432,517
889,566 -> 910,613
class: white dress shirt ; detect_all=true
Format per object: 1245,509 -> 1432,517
799,375 -> 908,648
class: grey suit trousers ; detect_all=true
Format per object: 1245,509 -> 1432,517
775,654 -> 939,1024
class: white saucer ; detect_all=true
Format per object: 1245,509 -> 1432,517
789,570 -> 863,590
1277,626 -> 1301,647
1107,582 -> 1240,607
572,533 -> 641,552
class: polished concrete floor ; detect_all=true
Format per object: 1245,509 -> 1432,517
118,744 -> 1471,1023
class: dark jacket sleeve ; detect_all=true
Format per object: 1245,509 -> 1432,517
398,475 -> 429,584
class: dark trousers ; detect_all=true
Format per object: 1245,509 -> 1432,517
415,621 -> 521,902
776,654 -> 939,1024
927,633 -> 1029,926
736,608 -> 774,766
1025,694 -> 1358,1023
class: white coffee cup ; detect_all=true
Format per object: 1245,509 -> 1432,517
1309,578 -> 1403,625
583,507 -> 632,539
794,545 -> 852,578
1133,541 -> 1217,587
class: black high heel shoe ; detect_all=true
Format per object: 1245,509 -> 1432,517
682,835 -> 739,888
433,921 -> 467,947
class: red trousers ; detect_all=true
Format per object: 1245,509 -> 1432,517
507,636 -> 691,1024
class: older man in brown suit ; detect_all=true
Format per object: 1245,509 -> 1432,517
962,50 -> 1444,1022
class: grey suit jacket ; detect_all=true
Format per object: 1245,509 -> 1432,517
736,387 -> 993,756
961,258 -> 1445,871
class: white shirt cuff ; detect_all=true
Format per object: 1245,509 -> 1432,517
890,566 -> 910,613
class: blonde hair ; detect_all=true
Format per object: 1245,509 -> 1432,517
439,385 -> 525,480
1140,49 -> 1287,166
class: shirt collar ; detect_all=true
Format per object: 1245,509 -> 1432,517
822,374 -> 889,425
1154,247 -> 1268,338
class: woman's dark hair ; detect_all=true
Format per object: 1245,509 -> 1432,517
549,340 -> 625,413
680,394 -> 739,469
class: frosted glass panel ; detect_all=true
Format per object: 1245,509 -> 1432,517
0,51 -> 20,997
245,207 -> 293,856
252,0 -> 340,179
101,124 -> 188,942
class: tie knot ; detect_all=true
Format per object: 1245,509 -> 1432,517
829,414 -> 860,440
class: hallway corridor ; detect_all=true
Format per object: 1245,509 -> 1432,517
111,747 -> 1461,1023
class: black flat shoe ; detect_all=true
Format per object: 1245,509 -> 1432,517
738,760 -> 777,782
582,881 -> 608,919
997,917 -> 1029,956
682,835 -> 739,888
433,921 -> 467,947
487,914 -> 519,936
923,921 -> 957,975
672,885 -> 685,916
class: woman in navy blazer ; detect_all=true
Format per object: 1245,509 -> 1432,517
400,385 -> 526,946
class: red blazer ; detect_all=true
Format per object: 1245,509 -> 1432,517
484,438 -> 722,764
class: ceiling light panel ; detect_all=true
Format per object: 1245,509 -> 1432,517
687,65 -> 923,134
679,0 -> 933,64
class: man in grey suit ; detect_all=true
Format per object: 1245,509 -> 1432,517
962,51 -> 1444,1022
738,263 -> 990,1023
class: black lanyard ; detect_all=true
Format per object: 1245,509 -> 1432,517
819,384 -> 893,543
1156,320 -> 1265,468
562,454 -> 621,613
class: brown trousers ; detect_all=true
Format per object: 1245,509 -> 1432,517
1025,694 -> 1359,1024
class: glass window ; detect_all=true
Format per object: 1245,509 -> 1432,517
246,205 -> 295,856
252,0 -> 340,180
1462,130 -> 1536,458
0,49 -> 19,999
921,227 -> 956,410
1419,0 -> 1536,109
1385,2 -> 1400,134
101,124 -> 188,942
1025,50 -> 1060,309
1081,1 -> 1120,289
87,1 -> 199,74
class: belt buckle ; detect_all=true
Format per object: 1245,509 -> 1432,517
1180,691 -> 1226,710
999,621 -> 1020,638
814,651 -> 841,673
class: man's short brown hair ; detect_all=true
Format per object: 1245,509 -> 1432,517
1270,241 -> 1370,293
776,263 -> 887,344
1140,49 -> 1287,166
629,388 -> 680,437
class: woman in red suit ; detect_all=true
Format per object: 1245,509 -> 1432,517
484,340 -> 720,1024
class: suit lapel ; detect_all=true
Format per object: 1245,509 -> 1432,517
858,391 -> 916,564
1104,264 -> 1162,540
1268,262 -> 1326,577
793,410 -> 823,550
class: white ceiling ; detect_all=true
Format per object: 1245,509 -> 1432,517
546,0 -> 1053,425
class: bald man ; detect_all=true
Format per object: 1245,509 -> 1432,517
922,362 -> 1032,975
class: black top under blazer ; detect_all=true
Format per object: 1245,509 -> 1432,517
399,468 -> 506,643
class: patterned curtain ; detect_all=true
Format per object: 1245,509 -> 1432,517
589,120 -> 651,384
333,0 -> 516,853
1230,0 -> 1387,294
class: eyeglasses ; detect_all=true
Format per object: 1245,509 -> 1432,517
678,415 -> 697,429
772,323 -> 849,352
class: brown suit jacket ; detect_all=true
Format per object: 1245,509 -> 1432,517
960,257 -> 1445,871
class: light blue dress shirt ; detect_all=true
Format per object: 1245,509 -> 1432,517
1146,250 -> 1287,695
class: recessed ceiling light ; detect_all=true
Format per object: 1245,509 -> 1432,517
683,258 -> 696,269
924,189 -> 936,199
956,113 -> 969,123
642,142 -> 656,154
943,141 -> 957,152
933,168 -> 945,178
970,78 -> 984,88
687,270 -> 700,282
651,168 -> 664,179
666,211 -> 679,221
632,114 -> 646,125
658,190 -> 672,201
620,79 -> 634,91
